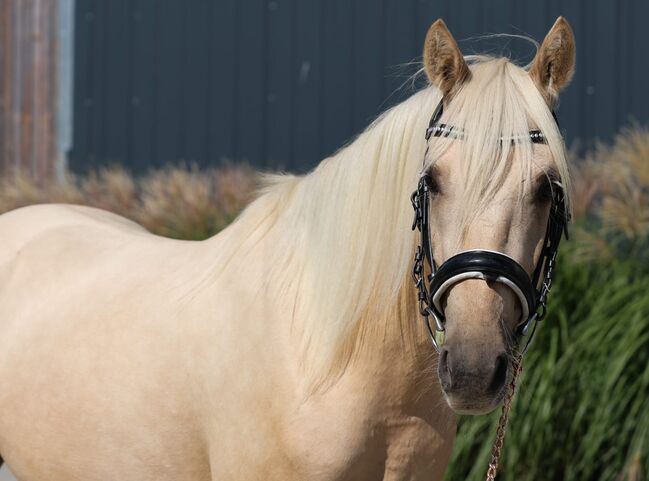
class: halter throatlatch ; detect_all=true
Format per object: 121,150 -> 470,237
411,97 -> 569,353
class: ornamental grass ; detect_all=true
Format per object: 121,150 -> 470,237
0,163 -> 256,240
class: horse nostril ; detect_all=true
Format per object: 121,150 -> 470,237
488,354 -> 508,394
438,348 -> 452,391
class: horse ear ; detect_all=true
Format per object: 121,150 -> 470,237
423,19 -> 471,96
529,16 -> 576,102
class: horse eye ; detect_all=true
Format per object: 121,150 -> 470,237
535,178 -> 556,204
425,170 -> 442,196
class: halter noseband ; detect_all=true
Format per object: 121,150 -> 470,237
411,97 -> 569,353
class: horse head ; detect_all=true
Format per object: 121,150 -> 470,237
416,17 -> 575,414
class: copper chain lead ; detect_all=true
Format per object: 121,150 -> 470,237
485,356 -> 523,481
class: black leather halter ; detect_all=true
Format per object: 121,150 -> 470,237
411,97 -> 569,352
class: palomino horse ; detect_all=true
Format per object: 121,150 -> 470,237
0,17 -> 574,481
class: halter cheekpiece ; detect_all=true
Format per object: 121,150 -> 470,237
411,97 -> 569,352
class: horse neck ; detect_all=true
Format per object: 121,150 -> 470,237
211,87 -> 441,393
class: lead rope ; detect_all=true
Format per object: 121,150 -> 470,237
485,356 -> 523,481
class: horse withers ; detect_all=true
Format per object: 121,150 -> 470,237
0,17 -> 574,481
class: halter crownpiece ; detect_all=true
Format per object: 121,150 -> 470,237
411,96 -> 569,353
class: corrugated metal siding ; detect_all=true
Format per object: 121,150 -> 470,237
69,0 -> 649,173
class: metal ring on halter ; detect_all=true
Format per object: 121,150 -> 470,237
519,302 -> 546,336
422,310 -> 446,351
425,306 -> 445,332
431,271 -> 531,325
427,250 -> 537,328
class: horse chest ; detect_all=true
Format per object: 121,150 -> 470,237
278,412 -> 453,481
382,415 -> 456,480
274,376 -> 455,481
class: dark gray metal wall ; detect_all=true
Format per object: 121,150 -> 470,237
69,0 -> 649,173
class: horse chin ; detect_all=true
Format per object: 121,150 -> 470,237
442,390 -> 506,416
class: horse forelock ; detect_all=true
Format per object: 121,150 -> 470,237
425,57 -> 571,243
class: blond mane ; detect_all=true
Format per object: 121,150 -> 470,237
213,56 -> 571,385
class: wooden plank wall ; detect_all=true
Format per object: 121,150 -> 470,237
68,0 -> 649,174
0,0 -> 58,179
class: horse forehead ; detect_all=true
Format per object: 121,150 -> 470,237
438,142 -> 554,189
